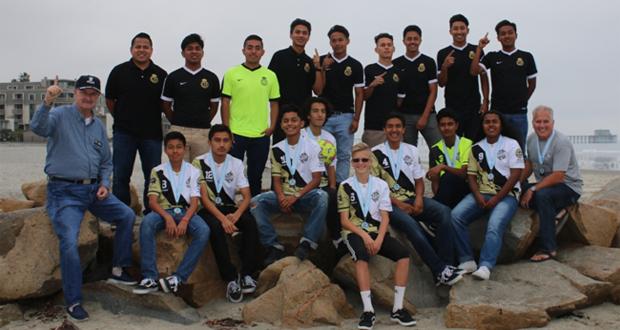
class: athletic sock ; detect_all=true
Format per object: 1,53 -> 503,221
360,290 -> 374,312
112,266 -> 122,277
393,286 -> 406,312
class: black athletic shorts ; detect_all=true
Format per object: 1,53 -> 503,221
344,232 -> 409,262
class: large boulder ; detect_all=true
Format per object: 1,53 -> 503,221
559,203 -> 619,247
445,260 -> 612,329
82,281 -> 200,324
556,245 -> 620,304
0,198 -> 35,212
0,208 -> 99,302
333,254 -> 418,313
0,303 -> 22,327
243,257 -> 355,327
21,179 -> 47,207
468,208 -> 539,263
132,230 -> 226,307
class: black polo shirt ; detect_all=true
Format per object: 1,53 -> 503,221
394,53 -> 437,115
105,59 -> 167,139
161,67 -> 221,128
320,54 -> 364,113
268,46 -> 316,107
480,49 -> 537,114
364,62 -> 401,130
437,44 -> 482,111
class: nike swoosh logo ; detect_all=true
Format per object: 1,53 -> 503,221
179,82 -> 188,85
496,61 -> 502,64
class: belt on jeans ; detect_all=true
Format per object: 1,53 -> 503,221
49,177 -> 99,184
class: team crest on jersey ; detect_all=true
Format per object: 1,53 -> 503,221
150,177 -> 156,184
200,78 -> 209,89
344,66 -> 352,76
150,74 -> 159,84
261,77 -> 268,86
393,73 -> 399,82
469,51 -> 475,59
516,57 -> 524,66
404,155 -> 413,166
225,171 -> 234,183
417,63 -> 426,72
515,148 -> 524,160
371,191 -> 380,202
497,149 -> 507,161
185,177 -> 191,187
300,152 -> 309,163
478,152 -> 484,161
304,63 -> 311,72
438,154 -> 445,163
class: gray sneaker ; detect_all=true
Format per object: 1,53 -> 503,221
240,275 -> 257,294
133,278 -> 159,295
226,279 -> 243,303
159,275 -> 180,293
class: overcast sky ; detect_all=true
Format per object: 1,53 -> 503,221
2,0 -> 619,135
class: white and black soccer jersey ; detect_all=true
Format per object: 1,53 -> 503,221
437,44 -> 482,110
161,66 -> 221,128
320,54 -> 364,112
337,175 -> 392,234
480,49 -> 537,114
300,127 -> 337,188
371,142 -> 426,201
271,137 -> 325,195
364,63 -> 401,130
394,53 -> 437,115
148,161 -> 201,210
468,136 -> 525,196
192,153 -> 248,207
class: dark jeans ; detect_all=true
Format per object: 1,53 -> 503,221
453,106 -> 482,141
389,197 -> 454,276
502,113 -> 528,150
434,171 -> 470,209
198,207 -> 258,281
230,134 -> 270,197
112,130 -> 162,213
523,182 -> 580,252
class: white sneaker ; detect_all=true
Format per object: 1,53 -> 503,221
472,266 -> 490,280
458,260 -> 478,274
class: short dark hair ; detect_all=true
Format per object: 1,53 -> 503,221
280,104 -> 302,120
436,108 -> 459,123
481,110 -> 520,141
208,124 -> 233,140
131,32 -> 152,47
449,14 -> 469,27
290,18 -> 312,34
164,131 -> 186,146
384,112 -> 406,127
181,33 -> 204,50
327,25 -> 349,38
303,97 -> 332,127
374,33 -> 393,43
243,34 -> 263,47
495,19 -> 517,34
403,25 -> 422,38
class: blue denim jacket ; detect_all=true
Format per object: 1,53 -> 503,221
31,103 -> 112,188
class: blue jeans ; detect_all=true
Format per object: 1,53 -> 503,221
46,181 -> 136,306
389,197 -> 454,276
402,113 -> 442,147
451,193 -> 518,269
112,130 -> 162,214
502,113 -> 528,150
323,113 -> 354,183
139,209 -> 210,283
250,189 -> 328,250
230,134 -> 270,197
523,182 -> 580,252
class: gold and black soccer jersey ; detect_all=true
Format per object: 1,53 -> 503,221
148,161 -> 201,209
192,153 -> 248,207
371,142 -> 426,201
338,175 -> 392,235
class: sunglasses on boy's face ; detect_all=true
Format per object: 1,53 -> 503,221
352,158 -> 370,163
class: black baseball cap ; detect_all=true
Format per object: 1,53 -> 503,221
75,75 -> 101,92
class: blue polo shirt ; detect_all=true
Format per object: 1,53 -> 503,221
31,103 -> 112,188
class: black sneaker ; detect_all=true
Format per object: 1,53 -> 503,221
436,265 -> 464,286
240,275 -> 257,294
133,278 -> 159,295
264,246 -> 285,267
159,275 -> 180,293
417,221 -> 436,238
294,241 -> 312,261
66,303 -> 89,322
390,309 -> 416,326
358,311 -> 376,330
107,271 -> 138,286
226,279 -> 243,303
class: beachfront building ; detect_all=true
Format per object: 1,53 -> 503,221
568,130 -> 618,144
0,73 -> 107,133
